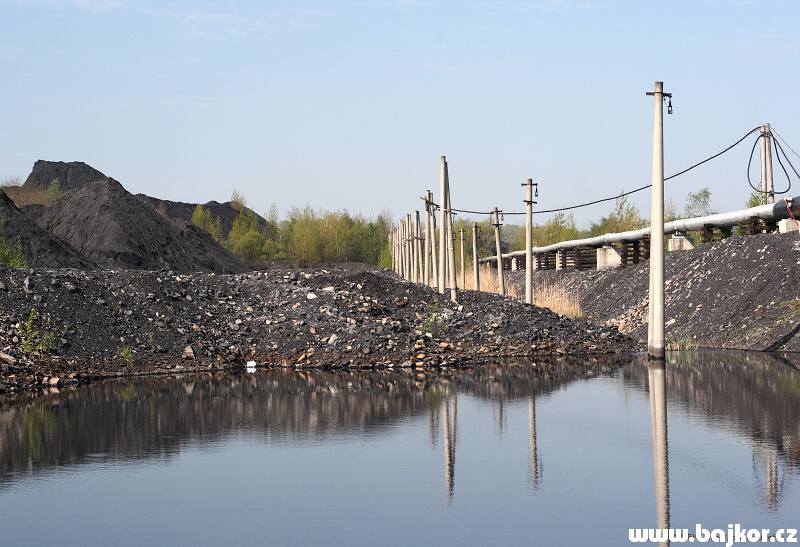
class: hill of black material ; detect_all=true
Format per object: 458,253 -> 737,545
23,180 -> 247,273
23,160 -> 112,192
0,191 -> 93,269
137,194 -> 269,237
507,233 -> 800,352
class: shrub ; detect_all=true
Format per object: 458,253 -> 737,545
20,309 -> 57,355
0,213 -> 27,268
191,205 -> 223,243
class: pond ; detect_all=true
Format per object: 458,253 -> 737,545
1,351 -> 798,546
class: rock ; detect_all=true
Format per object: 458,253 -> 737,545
0,352 -> 17,365
63,282 -> 77,292
307,292 -> 318,300
182,346 -> 195,360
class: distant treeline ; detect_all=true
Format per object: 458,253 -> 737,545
191,192 -> 392,267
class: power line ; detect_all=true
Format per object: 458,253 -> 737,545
428,126 -> 762,216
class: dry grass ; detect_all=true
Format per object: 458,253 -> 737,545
531,277 -> 583,319
460,264 -> 583,319
1,183 -> 50,207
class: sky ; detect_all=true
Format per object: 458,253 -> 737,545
1,0 -> 799,227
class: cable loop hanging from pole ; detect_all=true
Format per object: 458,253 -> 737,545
426,125 -> 763,217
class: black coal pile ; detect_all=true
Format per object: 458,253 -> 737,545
0,266 -> 636,394
0,191 -> 93,269
22,160 -> 111,192
508,232 -> 800,352
137,195 -> 270,236
23,180 -> 247,273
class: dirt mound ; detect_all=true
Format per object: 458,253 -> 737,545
0,191 -> 93,269
508,232 -> 800,351
23,160 -> 111,192
0,266 -> 636,394
137,195 -> 269,237
23,180 -> 247,273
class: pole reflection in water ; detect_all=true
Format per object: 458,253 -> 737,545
529,396 -> 541,490
443,392 -> 458,500
648,362 -> 670,545
752,446 -> 784,510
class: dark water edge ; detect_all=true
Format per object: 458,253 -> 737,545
0,351 -> 798,546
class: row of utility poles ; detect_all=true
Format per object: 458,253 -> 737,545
391,80 -> 719,362
390,159 -> 539,308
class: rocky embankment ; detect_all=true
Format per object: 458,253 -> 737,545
508,232 -> 800,351
0,266 -> 636,395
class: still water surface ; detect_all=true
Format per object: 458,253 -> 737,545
1,352 -> 798,546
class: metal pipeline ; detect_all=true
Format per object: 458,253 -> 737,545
482,195 -> 800,262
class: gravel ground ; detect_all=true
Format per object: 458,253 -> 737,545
508,232 -> 800,352
0,265 -> 636,395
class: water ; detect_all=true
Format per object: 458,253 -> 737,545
1,352 -> 798,546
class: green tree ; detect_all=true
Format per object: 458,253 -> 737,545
534,213 -> 581,247
684,187 -> 715,218
588,195 -> 645,236
190,205 -> 223,243
227,208 -> 266,260
45,179 -> 62,203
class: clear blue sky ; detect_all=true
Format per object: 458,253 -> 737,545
1,0 -> 798,226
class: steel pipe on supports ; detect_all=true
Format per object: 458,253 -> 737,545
481,196 -> 800,263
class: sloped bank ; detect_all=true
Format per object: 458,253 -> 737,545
508,232 -> 800,352
0,266 -> 637,395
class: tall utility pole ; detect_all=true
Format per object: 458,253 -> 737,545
472,223 -> 480,291
765,124 -> 775,204
492,207 -> 506,296
423,193 -> 432,286
407,213 -> 416,283
438,157 -> 447,294
459,228 -> 466,289
760,125 -> 768,204
445,162 -> 458,303
646,81 -> 669,360
414,210 -> 423,284
522,178 -> 536,305
430,210 -> 439,290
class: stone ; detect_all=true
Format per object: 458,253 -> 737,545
182,345 -> 195,360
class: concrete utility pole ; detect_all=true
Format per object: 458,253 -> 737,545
415,210 -> 423,284
438,157 -> 447,294
472,223 -> 480,291
765,124 -> 775,204
423,193 -> 432,286
398,221 -> 404,278
430,212 -> 439,290
407,214 -> 415,283
646,80 -> 668,360
522,178 -> 536,305
445,163 -> 458,303
492,207 -> 506,296
761,125 -> 768,204
403,217 -> 411,281
459,228 -> 466,289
